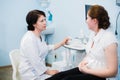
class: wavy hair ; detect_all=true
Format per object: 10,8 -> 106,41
88,5 -> 110,29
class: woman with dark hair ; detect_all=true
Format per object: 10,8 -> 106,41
45,5 -> 118,80
19,10 -> 69,80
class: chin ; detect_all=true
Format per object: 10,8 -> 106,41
43,28 -> 46,31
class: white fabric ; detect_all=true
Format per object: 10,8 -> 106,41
85,29 -> 118,69
19,31 -> 54,80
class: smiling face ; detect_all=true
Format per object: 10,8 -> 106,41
33,15 -> 47,32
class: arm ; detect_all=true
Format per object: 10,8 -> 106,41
47,37 -> 70,52
80,43 -> 118,78
53,37 -> 70,50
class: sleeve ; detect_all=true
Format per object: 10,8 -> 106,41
21,37 -> 47,76
103,32 -> 118,48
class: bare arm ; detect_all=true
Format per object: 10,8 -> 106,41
80,43 -> 118,78
53,37 -> 69,50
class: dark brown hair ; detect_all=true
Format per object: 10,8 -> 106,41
88,5 -> 110,29
26,10 -> 46,31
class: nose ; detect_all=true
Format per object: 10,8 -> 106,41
43,20 -> 47,25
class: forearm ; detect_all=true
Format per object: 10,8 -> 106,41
54,41 -> 64,50
53,37 -> 70,50
86,68 -> 118,78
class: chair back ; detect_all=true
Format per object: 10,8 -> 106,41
9,49 -> 21,80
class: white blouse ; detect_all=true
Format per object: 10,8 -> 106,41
85,29 -> 118,69
19,31 -> 54,80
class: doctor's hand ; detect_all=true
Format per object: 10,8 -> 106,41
61,37 -> 71,45
45,70 -> 59,75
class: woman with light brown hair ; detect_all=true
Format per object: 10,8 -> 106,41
46,4 -> 118,80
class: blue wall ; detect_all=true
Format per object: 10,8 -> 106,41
0,0 -> 41,66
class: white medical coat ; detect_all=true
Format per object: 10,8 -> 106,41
19,31 -> 54,80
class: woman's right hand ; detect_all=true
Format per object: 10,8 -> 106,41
61,37 -> 71,46
78,60 -> 88,71
45,70 -> 59,75
54,37 -> 70,50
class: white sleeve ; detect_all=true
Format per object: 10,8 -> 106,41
21,37 -> 47,76
103,32 -> 118,48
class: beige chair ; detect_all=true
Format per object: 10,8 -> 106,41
9,49 -> 21,80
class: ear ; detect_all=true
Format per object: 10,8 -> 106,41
33,24 -> 36,27
93,18 -> 98,24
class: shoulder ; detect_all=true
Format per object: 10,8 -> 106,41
103,30 -> 117,41
102,30 -> 118,48
21,31 -> 36,45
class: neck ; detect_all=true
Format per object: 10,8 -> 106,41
32,29 -> 41,37
92,25 -> 100,35
94,28 -> 101,35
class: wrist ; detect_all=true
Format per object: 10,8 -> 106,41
60,41 -> 64,46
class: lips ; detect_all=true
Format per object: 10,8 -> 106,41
43,26 -> 46,29
43,25 -> 46,28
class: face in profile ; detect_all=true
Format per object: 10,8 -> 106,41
86,14 -> 95,30
86,12 -> 98,31
33,15 -> 47,32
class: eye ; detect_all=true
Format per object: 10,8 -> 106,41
40,19 -> 46,22
86,17 -> 88,20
